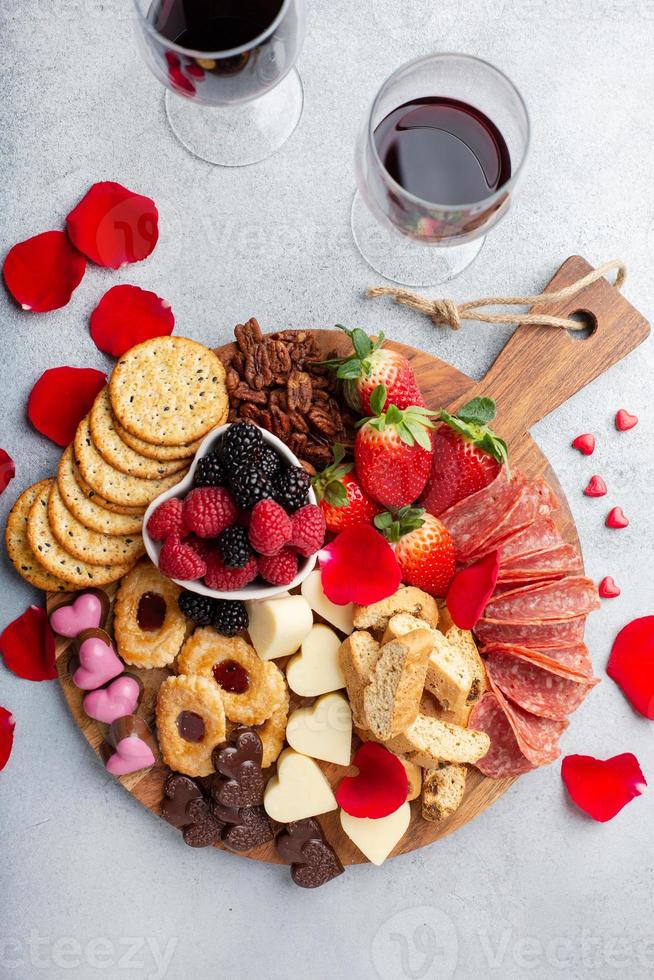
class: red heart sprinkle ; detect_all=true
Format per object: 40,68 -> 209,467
584,475 -> 607,498
335,742 -> 408,818
0,605 -> 57,682
606,507 -> 629,529
318,524 -> 401,606
0,449 -> 15,495
90,285 -> 175,358
561,753 -> 646,822
608,616 -> 654,717
572,433 -> 595,456
447,550 -> 500,630
0,706 -> 16,772
66,182 -> 159,269
615,409 -> 638,432
28,366 -> 107,447
599,576 -> 621,599
2,230 -> 86,313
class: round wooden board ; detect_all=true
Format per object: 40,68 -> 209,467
50,329 -> 582,867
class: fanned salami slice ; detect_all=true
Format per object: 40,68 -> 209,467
469,478 -> 557,560
475,615 -> 587,648
485,576 -> 600,622
485,652 -> 598,720
498,545 -> 583,583
440,470 -> 522,559
469,694 -> 535,778
489,678 -> 567,764
481,642 -> 594,679
497,517 -> 563,563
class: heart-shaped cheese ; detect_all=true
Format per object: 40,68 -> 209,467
340,801 -> 411,866
83,676 -> 141,724
286,623 -> 346,697
246,595 -> 314,661
50,592 -> 104,638
73,632 -> 123,691
264,748 -> 337,822
105,736 -> 156,776
286,692 -> 352,766
301,570 -> 354,635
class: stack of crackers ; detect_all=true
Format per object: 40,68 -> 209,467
6,337 -> 229,593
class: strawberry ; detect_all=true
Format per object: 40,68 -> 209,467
419,397 -> 508,516
354,386 -> 435,510
375,507 -> 455,597
311,444 -> 383,533
320,325 -> 425,415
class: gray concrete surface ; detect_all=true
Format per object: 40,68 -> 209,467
2,1 -> 654,978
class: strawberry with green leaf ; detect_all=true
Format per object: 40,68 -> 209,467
355,385 -> 436,509
321,325 -> 425,415
375,506 -> 456,597
419,396 -> 509,517
312,444 -> 383,533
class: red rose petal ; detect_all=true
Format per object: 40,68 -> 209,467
0,707 -> 16,771
615,409 -> 638,432
572,433 -> 595,456
606,507 -> 629,529
599,576 -> 621,599
318,525 -> 401,606
447,550 -> 500,630
0,605 -> 57,682
335,742 -> 408,818
28,366 -> 107,447
0,449 -> 15,495
90,285 -> 175,357
608,616 -> 654,717
66,182 -> 159,269
584,475 -> 607,498
561,753 -> 646,822
3,230 -> 86,313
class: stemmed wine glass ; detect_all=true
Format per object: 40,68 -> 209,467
132,0 -> 306,167
352,53 -> 531,286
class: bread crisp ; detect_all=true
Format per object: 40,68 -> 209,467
446,626 -> 488,711
353,586 -> 439,633
385,713 -> 490,768
362,630 -> 433,740
338,631 -> 380,728
422,764 -> 467,822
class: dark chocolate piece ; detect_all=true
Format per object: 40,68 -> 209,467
211,727 -> 265,808
221,805 -> 274,853
275,819 -> 324,863
183,798 -> 225,848
161,773 -> 224,848
276,818 -> 344,889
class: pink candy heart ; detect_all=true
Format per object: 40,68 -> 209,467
83,676 -> 141,724
50,593 -> 103,638
73,634 -> 123,691
105,736 -> 155,776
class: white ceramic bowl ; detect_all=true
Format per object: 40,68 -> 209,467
143,424 -> 318,601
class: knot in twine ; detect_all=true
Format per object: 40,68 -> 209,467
367,260 -> 627,332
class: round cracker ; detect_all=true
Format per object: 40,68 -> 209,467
114,419 -> 202,461
74,416 -> 186,507
74,469 -> 146,517
58,447 -> 144,536
90,388 -> 190,480
5,482 -> 70,592
48,482 -> 145,567
109,336 -> 228,446
26,480 -> 132,587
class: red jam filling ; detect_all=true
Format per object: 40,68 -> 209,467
176,711 -> 205,743
137,592 -> 167,631
213,659 -> 250,695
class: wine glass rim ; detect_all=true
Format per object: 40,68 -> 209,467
366,52 -> 531,213
132,0 -> 292,59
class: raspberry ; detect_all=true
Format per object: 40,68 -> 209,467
258,548 -> 298,586
183,487 -> 237,539
147,497 -> 186,541
205,552 -> 258,592
186,534 -> 216,562
289,504 -> 326,557
159,536 -> 207,581
248,499 -> 292,556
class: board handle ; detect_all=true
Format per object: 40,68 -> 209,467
466,255 -> 650,443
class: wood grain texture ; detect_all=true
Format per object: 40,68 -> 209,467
49,257 -> 649,867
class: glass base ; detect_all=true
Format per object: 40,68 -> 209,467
351,191 -> 485,287
165,68 -> 304,167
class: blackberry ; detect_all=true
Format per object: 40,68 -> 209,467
193,450 -> 226,489
249,443 -> 282,480
212,600 -> 249,638
217,526 -> 253,568
274,464 -> 311,512
178,590 -> 219,627
229,463 -> 275,510
222,423 -> 264,473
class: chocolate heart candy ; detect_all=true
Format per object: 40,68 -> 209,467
161,773 -> 204,829
276,819 -> 324,864
213,765 -> 265,809
210,797 -> 242,825
291,840 -> 344,889
221,805 -> 273,853
212,726 -> 266,807
213,726 -> 263,776
183,798 -> 225,848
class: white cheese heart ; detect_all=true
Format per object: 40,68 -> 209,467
340,802 -> 411,866
263,748 -> 337,823
246,594 -> 314,661
286,623 -> 346,697
286,692 -> 352,766
301,570 -> 354,635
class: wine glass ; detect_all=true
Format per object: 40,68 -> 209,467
352,53 -> 531,286
132,0 -> 306,167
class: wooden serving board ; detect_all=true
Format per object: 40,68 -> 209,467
50,256 -> 649,866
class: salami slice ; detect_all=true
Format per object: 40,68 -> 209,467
497,518 -> 563,563
498,545 -> 583,583
475,615 -> 587,648
489,677 -> 567,764
469,478 -> 558,559
469,693 -> 535,778
439,469 -> 522,559
484,577 -> 600,622
480,641 -> 594,679
485,652 -> 599,720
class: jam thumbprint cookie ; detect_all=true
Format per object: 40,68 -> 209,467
156,675 -> 226,778
114,560 -> 188,669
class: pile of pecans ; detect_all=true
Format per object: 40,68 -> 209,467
220,318 -> 357,472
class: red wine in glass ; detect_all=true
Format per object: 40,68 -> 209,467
151,0 -> 284,52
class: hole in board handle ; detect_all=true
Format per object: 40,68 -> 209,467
567,309 -> 597,341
